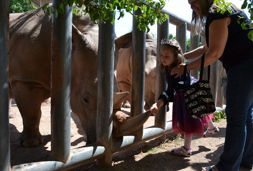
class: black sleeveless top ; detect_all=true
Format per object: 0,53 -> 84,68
205,6 -> 253,71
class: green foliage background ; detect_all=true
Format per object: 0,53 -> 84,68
9,0 -> 36,13
9,0 -> 253,38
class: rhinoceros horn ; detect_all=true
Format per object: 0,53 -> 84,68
113,91 -> 129,109
113,110 -> 151,137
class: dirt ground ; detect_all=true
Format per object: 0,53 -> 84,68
107,119 -> 226,171
9,101 -> 252,171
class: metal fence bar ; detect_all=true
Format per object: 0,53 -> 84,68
51,1 -> 72,162
96,15 -> 115,166
176,23 -> 187,53
210,61 -> 225,107
0,0 -> 10,171
189,34 -> 200,78
131,10 -> 146,141
161,9 -> 191,31
155,19 -> 169,129
12,146 -> 105,171
112,121 -> 173,152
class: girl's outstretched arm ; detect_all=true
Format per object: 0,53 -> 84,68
150,99 -> 164,115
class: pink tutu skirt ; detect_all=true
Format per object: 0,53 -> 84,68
172,91 -> 214,136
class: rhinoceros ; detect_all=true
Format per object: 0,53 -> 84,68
115,33 -> 157,110
9,9 -> 150,147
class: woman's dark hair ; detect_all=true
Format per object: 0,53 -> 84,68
191,0 -> 215,34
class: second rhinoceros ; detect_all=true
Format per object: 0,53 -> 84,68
115,33 -> 157,110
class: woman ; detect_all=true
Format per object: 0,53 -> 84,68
171,0 -> 253,170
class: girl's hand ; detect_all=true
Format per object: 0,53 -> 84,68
150,103 -> 159,115
171,64 -> 185,78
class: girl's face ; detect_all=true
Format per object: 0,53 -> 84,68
188,0 -> 201,16
160,48 -> 176,67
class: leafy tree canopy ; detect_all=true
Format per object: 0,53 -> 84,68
46,0 -> 168,32
9,0 -> 253,39
10,0 -> 36,13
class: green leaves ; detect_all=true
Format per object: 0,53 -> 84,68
213,0 -> 232,14
10,0 -> 36,13
133,0 -> 168,32
241,0 -> 253,20
49,0 -> 167,32
214,0 -> 253,41
248,30 -> 253,41
238,0 -> 253,41
213,110 -> 226,122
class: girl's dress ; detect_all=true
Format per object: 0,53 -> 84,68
159,69 -> 213,136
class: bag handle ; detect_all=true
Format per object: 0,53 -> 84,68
199,54 -> 210,81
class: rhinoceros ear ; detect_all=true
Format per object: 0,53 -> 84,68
113,91 -> 129,109
115,32 -> 154,50
72,25 -> 86,43
115,32 -> 132,50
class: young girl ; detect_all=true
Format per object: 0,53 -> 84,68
150,39 -> 219,157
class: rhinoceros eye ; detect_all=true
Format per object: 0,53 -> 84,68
82,97 -> 89,104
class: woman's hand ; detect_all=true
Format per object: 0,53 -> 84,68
171,64 -> 185,78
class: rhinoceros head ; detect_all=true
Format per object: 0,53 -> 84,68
70,21 -> 151,144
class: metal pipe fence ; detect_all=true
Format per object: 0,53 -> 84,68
155,19 -> 169,129
51,0 -> 72,162
96,14 -> 115,166
0,0 -> 10,171
131,10 -> 146,142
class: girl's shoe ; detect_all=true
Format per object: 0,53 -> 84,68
204,126 -> 220,137
170,146 -> 192,157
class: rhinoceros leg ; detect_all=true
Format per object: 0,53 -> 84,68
11,82 -> 48,147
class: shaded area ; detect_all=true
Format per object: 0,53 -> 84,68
83,120 -> 227,171
9,102 -> 86,167
9,102 -> 170,168
10,123 -> 52,166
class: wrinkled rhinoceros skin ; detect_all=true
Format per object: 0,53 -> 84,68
9,9 -> 100,146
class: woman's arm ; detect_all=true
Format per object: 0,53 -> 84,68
171,17 -> 230,77
184,45 -> 207,59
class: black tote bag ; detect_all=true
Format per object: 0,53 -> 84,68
184,54 -> 216,118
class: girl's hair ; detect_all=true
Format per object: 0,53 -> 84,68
160,39 -> 184,72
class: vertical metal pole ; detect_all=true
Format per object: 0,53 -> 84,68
176,23 -> 187,52
96,15 -> 115,166
190,34 -> 199,79
51,0 -> 72,162
131,11 -> 146,140
155,18 -> 169,129
0,1 -> 10,171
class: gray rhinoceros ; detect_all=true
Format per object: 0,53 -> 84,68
9,9 -> 150,147
115,33 -> 157,110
